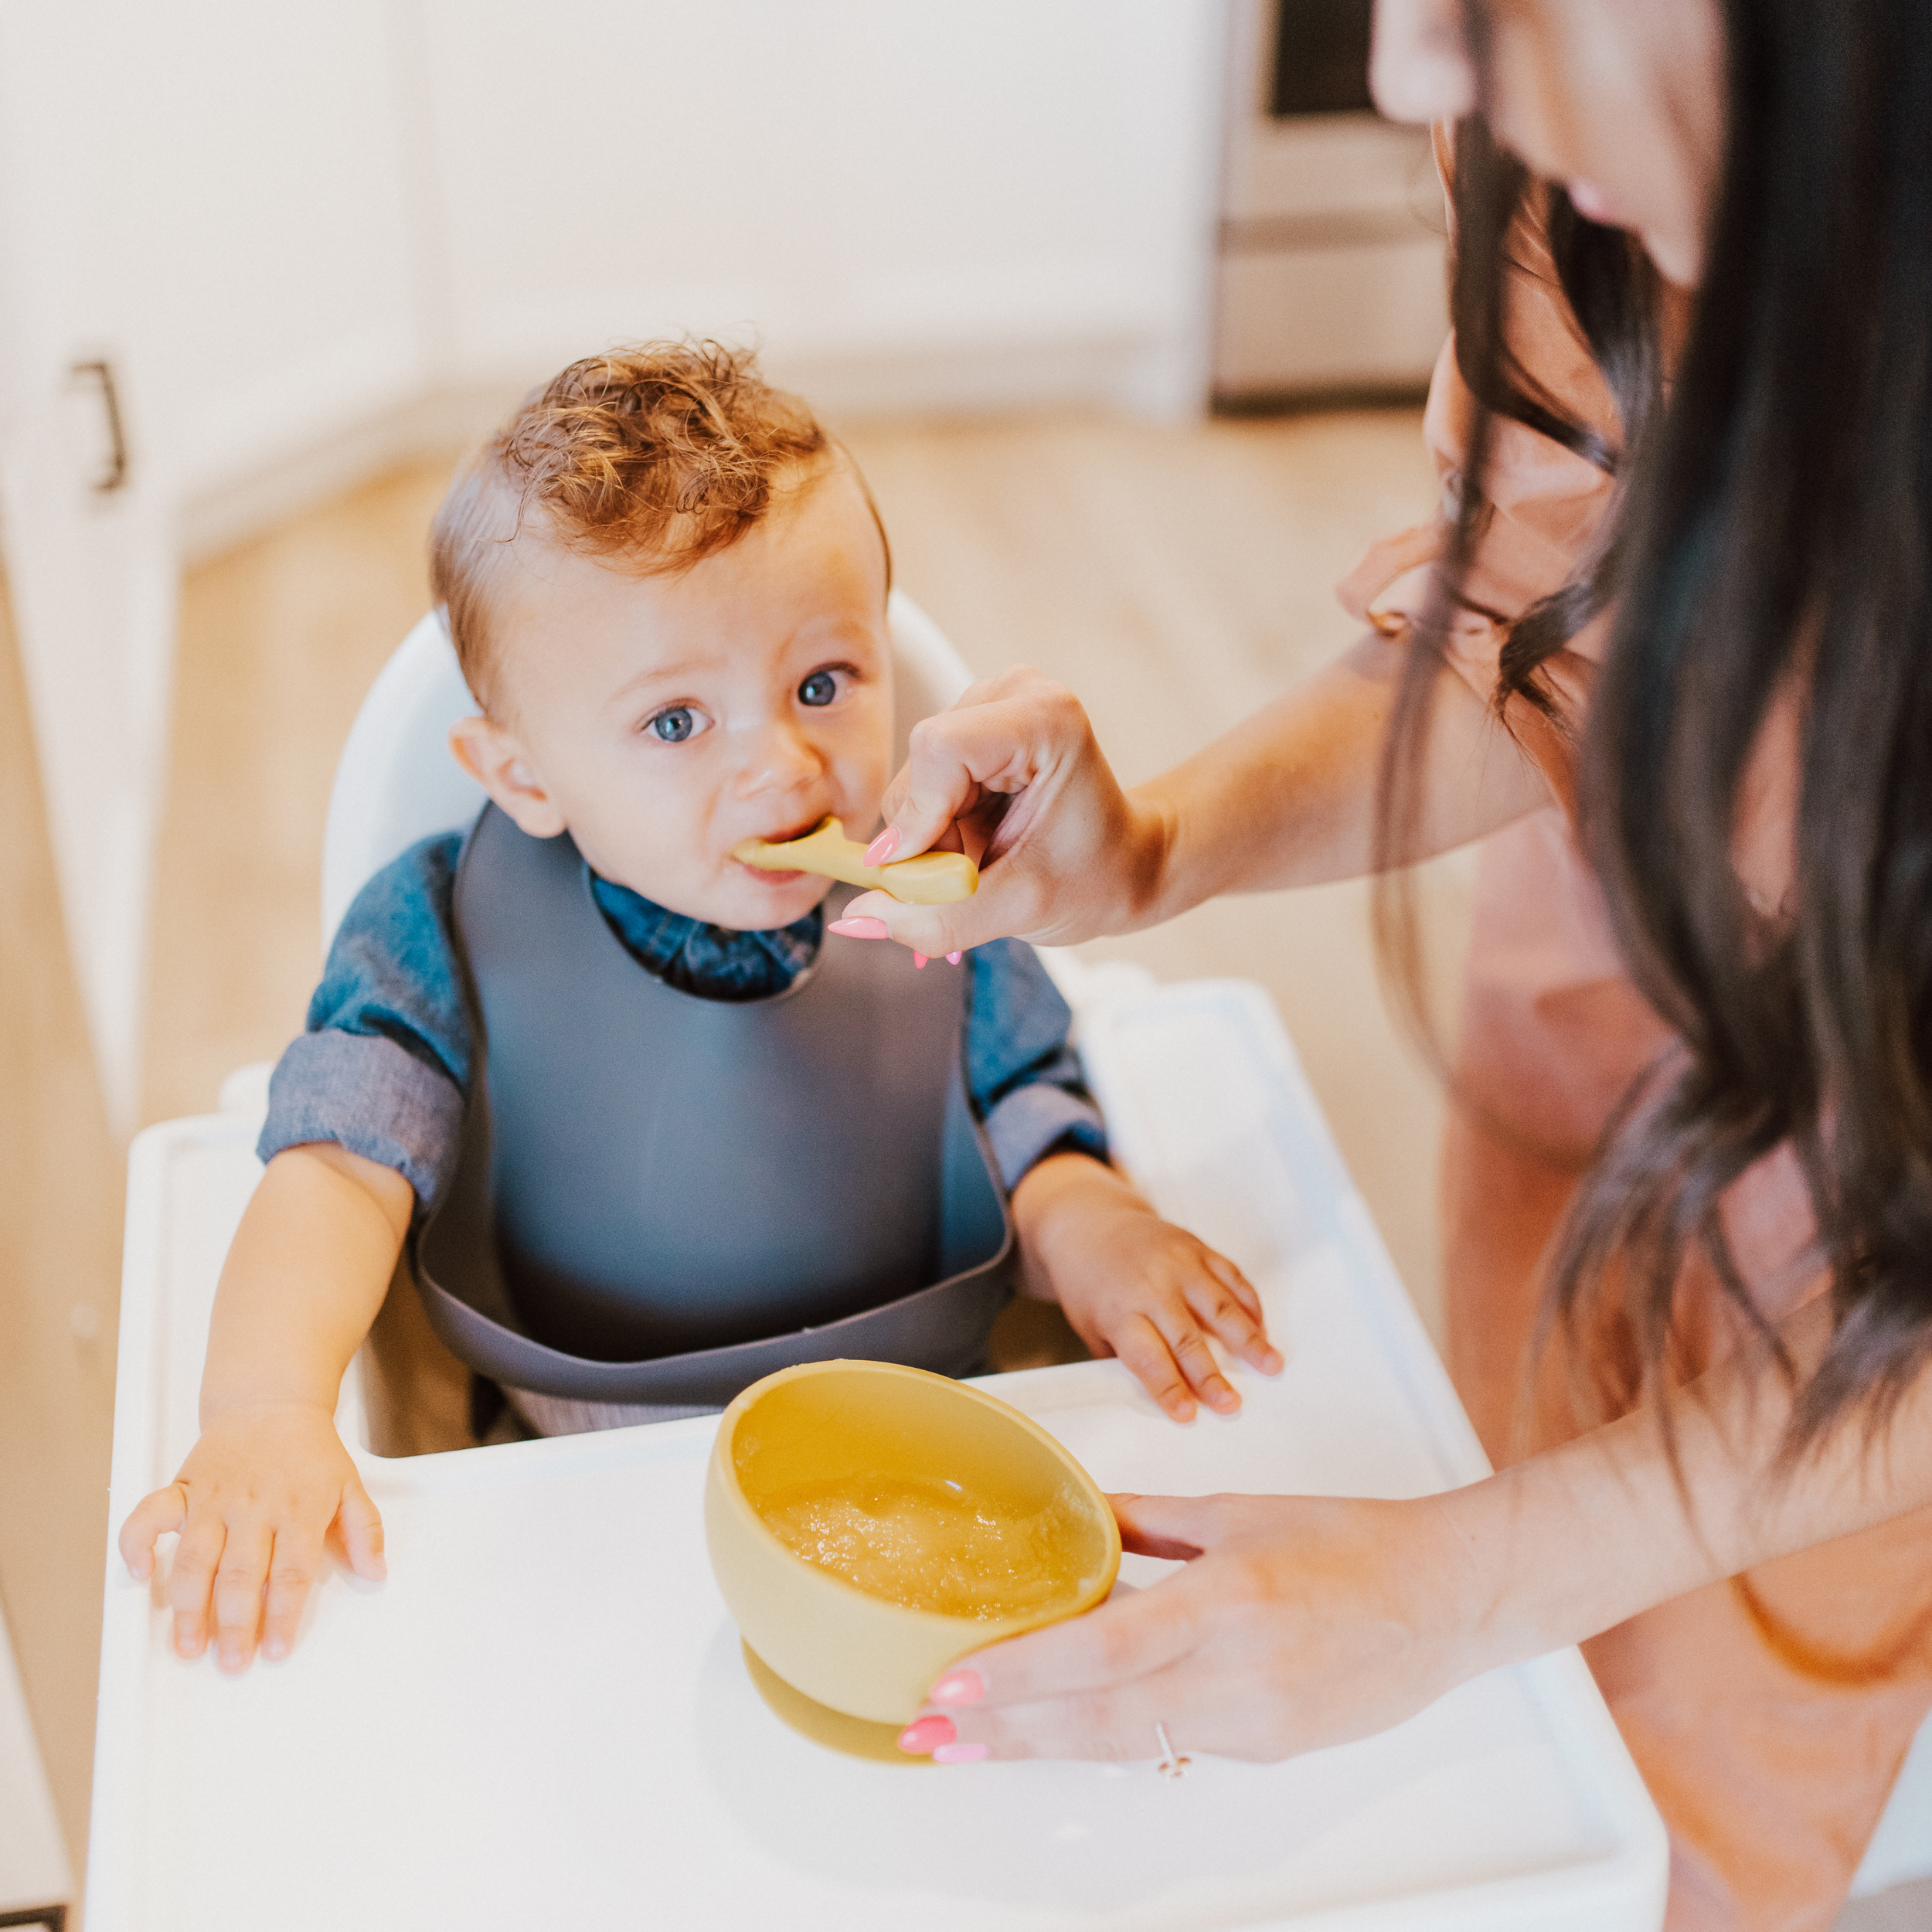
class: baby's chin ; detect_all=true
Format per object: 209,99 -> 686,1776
650,866 -> 834,934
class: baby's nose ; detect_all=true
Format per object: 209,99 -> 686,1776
736,718 -> 824,794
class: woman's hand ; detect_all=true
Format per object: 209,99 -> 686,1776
833,666 -> 1168,956
898,1301 -> 1932,1767
119,1399 -> 386,1672
896,1490 -> 1494,1764
830,641 -> 1548,961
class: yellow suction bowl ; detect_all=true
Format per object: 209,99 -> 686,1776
705,1361 -> 1121,1726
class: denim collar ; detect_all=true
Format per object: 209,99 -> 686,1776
588,872 -> 822,1003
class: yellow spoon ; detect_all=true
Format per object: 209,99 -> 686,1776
732,816 -> 978,905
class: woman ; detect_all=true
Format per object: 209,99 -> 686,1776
832,2 -> 1932,1926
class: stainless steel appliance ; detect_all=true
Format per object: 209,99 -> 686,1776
1213,0 -> 1448,406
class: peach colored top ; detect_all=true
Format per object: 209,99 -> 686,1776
1341,133 -> 1816,1318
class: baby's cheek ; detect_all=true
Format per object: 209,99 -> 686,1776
833,715 -> 893,815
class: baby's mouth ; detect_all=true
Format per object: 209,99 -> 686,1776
735,814 -> 833,881
758,813 -> 831,847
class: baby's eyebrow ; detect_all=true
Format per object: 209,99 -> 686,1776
607,658 -> 708,706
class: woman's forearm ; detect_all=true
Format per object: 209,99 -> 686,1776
1128,631 -> 1548,928
1443,1296 -> 1932,1673
199,1143 -> 412,1423
845,631 -> 1547,956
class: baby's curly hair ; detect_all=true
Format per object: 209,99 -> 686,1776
433,341 -> 879,709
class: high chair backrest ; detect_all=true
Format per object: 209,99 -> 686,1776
320,590 -> 978,954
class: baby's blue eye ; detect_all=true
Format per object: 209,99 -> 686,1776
650,707 -> 697,743
798,670 -> 839,708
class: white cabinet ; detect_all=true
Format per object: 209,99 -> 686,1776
0,0 -> 427,1128
1213,0 -> 1447,401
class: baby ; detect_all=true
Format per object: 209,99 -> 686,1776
119,343 -> 1281,1672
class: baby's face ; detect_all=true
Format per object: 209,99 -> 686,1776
454,464 -> 894,930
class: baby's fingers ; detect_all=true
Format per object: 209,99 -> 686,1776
260,1521 -> 328,1664
118,1480 -> 186,1583
1207,1252 -> 1266,1321
212,1522 -> 272,1672
1190,1260 -> 1284,1376
1110,1315 -> 1201,1423
165,1510 -> 228,1662
1153,1308 -> 1243,1417
332,1471 -> 387,1583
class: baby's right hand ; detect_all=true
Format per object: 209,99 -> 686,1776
118,1400 -> 386,1672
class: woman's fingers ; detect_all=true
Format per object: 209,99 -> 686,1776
927,1653 -> 1294,1765
1108,1491 -> 1227,1561
930,1673 -> 1187,1764
832,667 -> 1141,955
929,1556 -> 1208,1711
118,1480 -> 187,1583
879,672 -> 1083,862
211,1520 -> 273,1672
914,1557 -> 1315,1763
835,887 -> 979,961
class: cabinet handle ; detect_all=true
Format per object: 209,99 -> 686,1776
70,358 -> 128,492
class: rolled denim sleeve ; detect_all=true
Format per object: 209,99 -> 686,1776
257,831 -> 473,1210
964,940 -> 1108,1189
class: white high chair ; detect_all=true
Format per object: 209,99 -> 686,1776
94,590 -> 1694,1931
291,597 -> 1932,1913
210,589 -> 1111,1131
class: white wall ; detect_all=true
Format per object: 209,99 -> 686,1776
413,1 -> 1226,423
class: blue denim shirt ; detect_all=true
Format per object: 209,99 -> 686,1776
259,829 -> 1106,1213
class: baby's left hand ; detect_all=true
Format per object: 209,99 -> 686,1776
1010,1152 -> 1283,1422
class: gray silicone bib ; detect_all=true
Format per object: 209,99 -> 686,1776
414,805 -> 1015,1408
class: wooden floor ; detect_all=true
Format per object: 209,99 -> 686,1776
5,405 -> 1472,1890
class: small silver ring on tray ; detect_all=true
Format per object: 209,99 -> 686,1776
1155,1722 -> 1191,1780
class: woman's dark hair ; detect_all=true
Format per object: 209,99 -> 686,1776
1377,0 -> 1932,1460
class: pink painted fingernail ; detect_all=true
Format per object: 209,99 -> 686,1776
947,951 -> 963,965
929,1668 -> 985,1705
862,828 -> 900,866
897,1715 -> 955,1753
262,1634 -> 289,1662
914,952 -> 928,969
828,917 -> 890,940
933,1741 -> 990,1764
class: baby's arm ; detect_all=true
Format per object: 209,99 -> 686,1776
1011,1151 -> 1282,1422
117,1143 -> 409,1670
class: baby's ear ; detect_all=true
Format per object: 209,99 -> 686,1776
447,716 -> 567,839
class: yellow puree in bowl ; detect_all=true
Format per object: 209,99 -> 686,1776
760,1475 -> 1083,1620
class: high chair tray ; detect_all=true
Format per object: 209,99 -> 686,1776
90,977 -> 1665,1932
